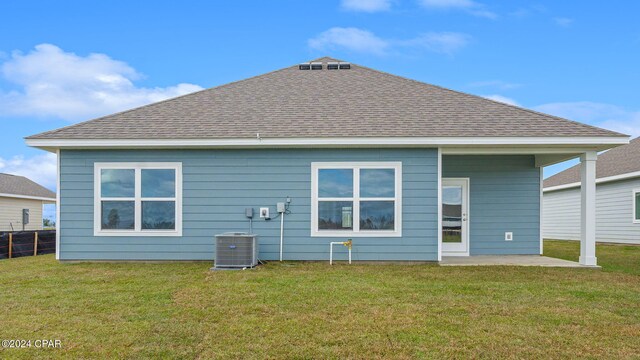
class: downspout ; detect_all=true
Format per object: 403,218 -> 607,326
279,211 -> 284,261
279,197 -> 291,261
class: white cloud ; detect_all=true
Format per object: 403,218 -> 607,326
554,17 -> 574,27
483,94 -> 519,106
468,80 -> 521,90
418,0 -> 497,19
0,152 -> 57,191
419,0 -> 475,7
308,27 -> 470,56
341,0 -> 392,12
401,32 -> 471,55
308,27 -> 390,55
0,44 -> 203,121
534,101 -> 640,136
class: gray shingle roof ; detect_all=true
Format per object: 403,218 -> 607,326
544,137 -> 640,188
27,57 -> 624,140
0,173 -> 56,199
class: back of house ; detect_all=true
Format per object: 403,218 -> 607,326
26,57 -> 629,264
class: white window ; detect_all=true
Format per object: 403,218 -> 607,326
94,163 -> 182,236
634,189 -> 640,224
311,162 -> 402,237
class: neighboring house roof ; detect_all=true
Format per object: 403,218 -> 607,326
0,173 -> 56,201
27,57 -> 623,141
544,137 -> 640,189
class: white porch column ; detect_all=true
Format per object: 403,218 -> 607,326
580,151 -> 597,266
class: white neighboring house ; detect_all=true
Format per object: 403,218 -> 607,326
543,137 -> 640,244
0,173 -> 56,231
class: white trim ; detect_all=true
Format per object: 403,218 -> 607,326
26,136 -> 629,150
544,170 -> 640,193
633,188 -> 640,224
534,153 -> 583,167
444,148 -> 599,155
539,167 -> 544,255
93,162 -> 183,237
0,193 -> 56,202
56,149 -> 60,260
310,162 -> 402,237
441,177 -> 470,256
437,148 -> 442,261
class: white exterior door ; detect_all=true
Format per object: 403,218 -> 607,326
442,178 -> 469,256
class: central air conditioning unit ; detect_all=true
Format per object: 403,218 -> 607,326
214,232 -> 258,269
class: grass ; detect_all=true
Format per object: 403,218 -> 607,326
442,233 -> 461,243
0,241 -> 638,359
544,239 -> 640,275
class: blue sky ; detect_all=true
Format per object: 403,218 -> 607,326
0,0 -> 639,221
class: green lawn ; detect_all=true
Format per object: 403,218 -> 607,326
1,241 -> 639,359
544,239 -> 640,275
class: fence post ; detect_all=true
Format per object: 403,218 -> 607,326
8,233 -> 12,259
34,232 -> 39,256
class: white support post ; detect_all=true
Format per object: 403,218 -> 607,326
580,151 -> 597,266
437,148 -> 442,261
539,166 -> 544,255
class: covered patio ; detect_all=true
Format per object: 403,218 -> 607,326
539,150 -> 599,266
439,148 -> 603,266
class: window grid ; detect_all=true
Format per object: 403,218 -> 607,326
312,162 -> 402,237
94,163 -> 182,237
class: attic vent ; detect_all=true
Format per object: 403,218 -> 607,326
300,61 -> 349,70
327,62 -> 339,70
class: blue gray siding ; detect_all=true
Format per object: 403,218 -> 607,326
443,155 -> 541,255
59,149 -> 438,261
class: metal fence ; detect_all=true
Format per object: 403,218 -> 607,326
0,230 -> 56,259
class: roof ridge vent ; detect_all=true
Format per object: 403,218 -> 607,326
300,61 -> 349,70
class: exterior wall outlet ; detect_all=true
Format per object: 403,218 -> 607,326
505,232 -> 513,241
260,207 -> 270,218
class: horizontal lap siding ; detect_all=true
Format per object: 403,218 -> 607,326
0,196 -> 46,231
443,155 -> 540,255
543,178 -> 640,244
542,188 -> 581,241
59,149 -> 438,261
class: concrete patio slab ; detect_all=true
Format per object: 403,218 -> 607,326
440,255 -> 600,268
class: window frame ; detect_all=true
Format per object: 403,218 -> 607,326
94,162 -> 183,237
633,188 -> 640,224
311,162 -> 402,237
